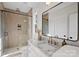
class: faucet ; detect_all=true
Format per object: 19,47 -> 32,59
48,36 -> 51,44
62,39 -> 67,46
55,35 -> 58,38
48,36 -> 54,45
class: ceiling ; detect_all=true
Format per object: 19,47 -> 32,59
2,2 -> 60,14
3,2 -> 45,13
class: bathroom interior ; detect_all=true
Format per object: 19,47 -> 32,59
0,2 -> 79,57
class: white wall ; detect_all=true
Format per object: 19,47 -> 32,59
30,8 -> 38,46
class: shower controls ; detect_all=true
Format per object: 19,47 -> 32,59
17,24 -> 21,30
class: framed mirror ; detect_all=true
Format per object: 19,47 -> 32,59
42,2 -> 79,41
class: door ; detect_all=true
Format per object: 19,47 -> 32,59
0,11 -> 2,56
4,12 -> 28,48
0,11 -> 7,56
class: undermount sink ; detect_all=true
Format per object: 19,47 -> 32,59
38,40 -> 60,56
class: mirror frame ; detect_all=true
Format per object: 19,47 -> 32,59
42,2 -> 79,42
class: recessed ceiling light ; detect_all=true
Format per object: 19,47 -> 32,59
46,0 -> 52,5
46,2 -> 51,5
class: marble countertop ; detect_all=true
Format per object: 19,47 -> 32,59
52,45 -> 79,57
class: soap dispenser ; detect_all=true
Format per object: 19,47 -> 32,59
62,39 -> 67,46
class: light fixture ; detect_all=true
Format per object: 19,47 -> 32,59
46,0 -> 52,5
46,2 -> 51,5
